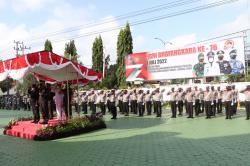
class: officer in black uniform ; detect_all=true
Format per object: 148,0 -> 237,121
216,50 -> 231,74
28,84 -> 40,123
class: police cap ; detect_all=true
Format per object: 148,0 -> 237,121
229,49 -> 237,55
217,50 -> 224,55
207,51 -> 215,57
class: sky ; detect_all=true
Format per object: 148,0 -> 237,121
0,0 -> 249,67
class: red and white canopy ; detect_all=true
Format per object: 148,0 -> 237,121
0,51 -> 102,84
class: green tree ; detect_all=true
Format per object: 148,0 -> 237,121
64,40 -> 78,62
104,54 -> 110,77
92,35 -> 104,72
44,39 -> 53,52
101,64 -> 118,89
116,23 -> 133,87
0,77 -> 14,93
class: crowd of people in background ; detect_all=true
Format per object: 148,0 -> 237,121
1,82 -> 250,124
0,94 -> 31,111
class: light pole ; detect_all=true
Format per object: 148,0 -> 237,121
154,37 -> 173,48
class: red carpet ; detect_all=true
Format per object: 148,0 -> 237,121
5,118 -> 62,140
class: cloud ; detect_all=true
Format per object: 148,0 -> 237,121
10,0 -> 56,12
0,2 -> 122,69
214,12 -> 249,36
0,0 -> 6,9
169,33 -> 197,48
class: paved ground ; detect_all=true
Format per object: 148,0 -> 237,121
0,108 -> 250,166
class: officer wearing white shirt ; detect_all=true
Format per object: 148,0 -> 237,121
204,51 -> 221,77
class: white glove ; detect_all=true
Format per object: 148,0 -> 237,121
176,101 -> 178,105
211,102 -> 214,106
193,102 -> 195,106
231,102 -> 234,106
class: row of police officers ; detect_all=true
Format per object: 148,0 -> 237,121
78,85 -> 250,120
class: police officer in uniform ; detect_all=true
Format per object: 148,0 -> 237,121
122,90 -> 130,116
217,86 -> 223,113
145,90 -> 152,115
28,84 -> 40,123
211,86 -> 218,116
186,87 -> 195,118
240,85 -> 250,120
193,53 -> 206,77
99,90 -> 106,115
81,92 -> 88,114
38,82 -> 49,124
194,86 -> 201,116
176,88 -> 185,116
109,89 -> 117,119
223,85 -> 234,119
130,90 -> 137,114
117,92 -> 123,113
153,88 -> 163,117
199,88 -> 205,113
231,85 -> 239,115
229,49 -> 244,74
204,86 -> 213,119
89,90 -> 97,114
204,51 -> 220,76
137,90 -> 145,117
168,87 -> 178,118
216,50 -> 231,74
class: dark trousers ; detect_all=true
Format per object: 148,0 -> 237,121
245,101 -> 250,119
89,102 -> 96,114
205,101 -> 212,118
48,100 -> 53,119
200,100 -> 205,113
155,101 -> 162,117
131,100 -> 137,114
118,100 -> 123,113
153,101 -> 157,113
217,99 -> 222,113
110,102 -> 117,119
82,102 -> 87,114
107,100 -> 111,112
225,101 -> 232,119
177,100 -> 183,115
211,100 -> 217,116
146,101 -> 152,115
31,99 -> 40,122
39,100 -> 49,122
194,99 -> 200,116
170,101 -> 177,117
100,102 -> 106,115
123,102 -> 129,115
138,102 -> 145,116
184,100 -> 188,114
187,102 -> 193,118
232,102 -> 237,115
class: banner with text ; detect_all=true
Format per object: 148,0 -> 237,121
125,37 -> 245,81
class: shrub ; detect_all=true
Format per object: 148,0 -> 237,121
34,114 -> 106,141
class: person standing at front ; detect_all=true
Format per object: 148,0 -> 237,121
153,88 -> 163,117
204,86 -> 213,119
240,85 -> 250,120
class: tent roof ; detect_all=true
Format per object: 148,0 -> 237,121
0,51 -> 102,83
